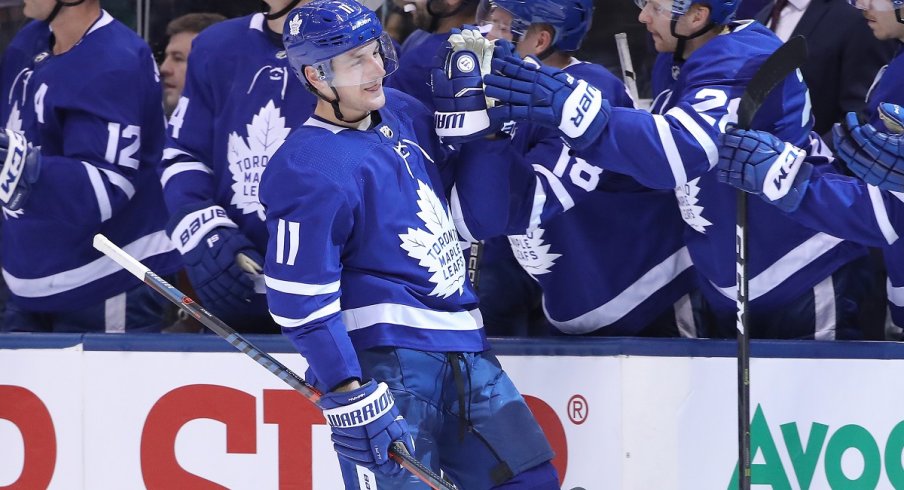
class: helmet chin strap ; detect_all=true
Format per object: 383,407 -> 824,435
265,0 -> 303,20
670,16 -> 715,63
304,81 -> 372,124
46,0 -> 87,24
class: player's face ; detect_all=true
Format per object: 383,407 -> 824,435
23,0 -> 56,20
482,7 -> 515,41
160,31 -> 196,114
860,4 -> 904,40
638,0 -> 680,52
333,41 -> 388,117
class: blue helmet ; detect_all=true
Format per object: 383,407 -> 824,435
283,0 -> 398,87
486,0 -> 594,51
671,0 -> 739,24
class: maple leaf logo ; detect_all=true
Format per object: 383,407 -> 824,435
675,177 -> 712,233
228,100 -> 291,220
508,228 -> 561,275
399,180 -> 466,298
3,103 -> 25,220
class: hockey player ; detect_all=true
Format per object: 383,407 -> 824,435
159,0 -> 317,332
386,0 -> 479,110
715,0 -> 904,337
159,12 -> 226,116
444,3 -> 699,336
0,0 -> 180,332
261,1 -> 558,487
480,0 -> 871,339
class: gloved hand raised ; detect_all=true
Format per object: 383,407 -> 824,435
834,103 -> 904,192
0,128 -> 41,211
484,55 -> 611,150
717,127 -> 813,213
320,380 -> 415,477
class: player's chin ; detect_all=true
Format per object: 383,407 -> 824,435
362,84 -> 385,109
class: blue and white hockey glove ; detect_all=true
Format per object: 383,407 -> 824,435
431,49 -> 499,143
0,128 -> 41,212
484,56 -> 611,150
834,104 -> 904,192
168,203 -> 263,316
320,380 -> 415,477
717,127 -> 813,213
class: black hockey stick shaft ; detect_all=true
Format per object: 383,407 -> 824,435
733,35 -> 808,490
92,234 -> 456,490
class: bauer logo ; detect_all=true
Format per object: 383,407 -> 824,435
561,82 -> 601,139
288,14 -> 302,36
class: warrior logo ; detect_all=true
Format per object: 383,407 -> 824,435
509,228 -> 561,275
228,100 -> 291,220
399,180 -> 467,298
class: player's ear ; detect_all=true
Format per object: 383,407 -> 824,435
304,65 -> 328,94
688,3 -> 712,28
536,25 -> 555,54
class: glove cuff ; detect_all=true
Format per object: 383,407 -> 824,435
169,203 -> 238,254
763,142 -> 808,203
435,109 -> 490,138
557,79 -> 604,140
322,381 -> 395,428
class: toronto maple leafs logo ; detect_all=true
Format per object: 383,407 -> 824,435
228,100 -> 291,220
3,103 -> 24,220
508,228 -> 560,275
675,177 -> 711,233
289,14 -> 302,36
399,180 -> 466,298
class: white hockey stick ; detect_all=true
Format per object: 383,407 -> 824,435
614,33 -> 640,103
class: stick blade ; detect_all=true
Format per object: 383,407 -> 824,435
737,35 -> 808,129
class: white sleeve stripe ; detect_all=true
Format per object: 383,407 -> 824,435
98,167 -> 135,199
265,275 -> 340,296
528,176 -> 547,231
160,162 -> 213,188
891,191 -> 904,204
286,221 -> 300,266
533,164 -> 574,212
82,162 -> 112,222
652,114 -> 688,186
665,107 -> 719,169
868,185 -> 899,245
276,219 -> 286,264
270,298 -> 341,328
450,186 -> 478,243
162,147 -> 195,160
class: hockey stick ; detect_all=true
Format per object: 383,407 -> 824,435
614,33 -> 640,103
92,234 -> 457,490
733,35 -> 808,490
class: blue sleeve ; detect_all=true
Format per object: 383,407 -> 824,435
574,80 -> 735,190
792,158 -> 904,248
261,154 -> 361,392
159,40 -> 217,217
25,64 -> 162,227
451,132 -> 607,240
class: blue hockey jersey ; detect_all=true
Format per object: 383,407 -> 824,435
0,12 -> 179,311
384,30 -> 448,111
572,21 -> 865,313
452,60 -> 695,334
261,88 -> 487,391
865,43 -> 904,132
160,13 -> 317,303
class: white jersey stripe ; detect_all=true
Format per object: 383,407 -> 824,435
342,303 -> 483,332
99,167 -> 136,199
265,275 -> 340,296
528,176 -> 548,231
545,247 -> 693,333
665,106 -> 719,170
82,162 -> 112,222
868,185 -> 899,245
533,164 -> 574,212
712,232 -> 844,302
271,298 -> 341,328
652,114 -> 688,186
276,218 -> 286,264
813,275 -> 836,340
3,231 -> 174,298
286,221 -> 300,266
887,279 -> 904,307
450,185 -> 478,243
160,161 -> 213,188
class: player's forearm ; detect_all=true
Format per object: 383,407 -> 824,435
282,318 -> 363,392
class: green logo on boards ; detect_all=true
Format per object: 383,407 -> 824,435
727,405 -> 904,489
